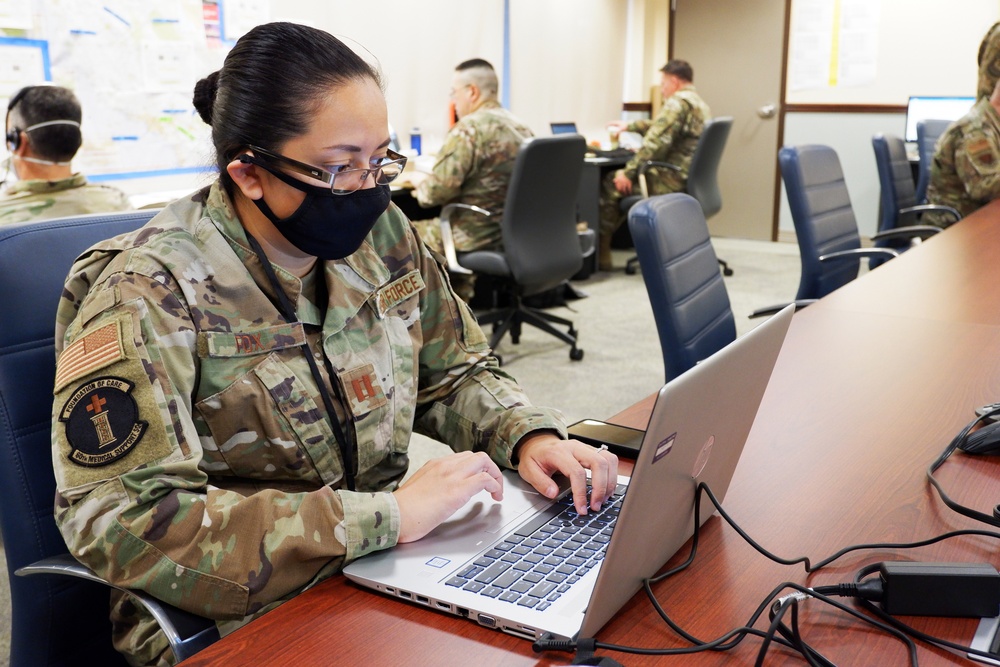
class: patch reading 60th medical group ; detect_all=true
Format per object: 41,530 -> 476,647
59,376 -> 148,467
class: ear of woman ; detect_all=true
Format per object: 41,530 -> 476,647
227,154 -> 264,201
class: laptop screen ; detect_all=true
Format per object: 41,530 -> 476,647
550,122 -> 578,135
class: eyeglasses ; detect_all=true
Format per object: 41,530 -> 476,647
247,144 -> 407,195
449,84 -> 471,99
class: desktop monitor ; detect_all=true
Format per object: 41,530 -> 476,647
904,96 -> 975,142
550,122 -> 578,135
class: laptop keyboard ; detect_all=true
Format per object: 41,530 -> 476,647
444,483 -> 627,611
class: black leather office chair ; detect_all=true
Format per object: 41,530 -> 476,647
764,145 -> 939,311
627,193 -> 736,382
0,210 -> 219,667
620,116 -> 734,277
915,118 -> 952,204
440,135 -> 587,361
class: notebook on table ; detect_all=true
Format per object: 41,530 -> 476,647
344,305 -> 794,642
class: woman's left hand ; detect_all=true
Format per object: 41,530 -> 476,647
515,433 -> 619,515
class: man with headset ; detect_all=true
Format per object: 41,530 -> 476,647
1,84 -> 131,225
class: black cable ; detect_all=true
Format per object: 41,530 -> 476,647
926,405 -> 1000,529
692,481 -> 1000,572
787,600 -> 828,667
771,596 -> 834,667
541,468 -> 1000,663
781,582 -> 920,666
756,594 -> 793,667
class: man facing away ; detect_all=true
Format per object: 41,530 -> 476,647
407,58 -> 533,300
1,85 -> 131,225
598,59 -> 710,270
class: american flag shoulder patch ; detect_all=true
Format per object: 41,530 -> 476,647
54,321 -> 126,392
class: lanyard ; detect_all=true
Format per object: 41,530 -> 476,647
244,232 -> 357,492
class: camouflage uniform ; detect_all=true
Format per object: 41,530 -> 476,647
411,99 -> 533,253
0,173 -> 132,225
926,99 -> 1000,226
598,85 -> 711,243
51,181 -> 566,666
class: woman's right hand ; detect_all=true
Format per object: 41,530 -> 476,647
393,451 -> 504,543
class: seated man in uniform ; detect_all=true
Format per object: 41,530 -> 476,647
598,59 -> 710,271
1,85 -> 131,225
925,25 -> 1000,226
405,59 -> 532,300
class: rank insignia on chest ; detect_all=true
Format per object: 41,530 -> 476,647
343,363 -> 388,415
59,376 -> 148,467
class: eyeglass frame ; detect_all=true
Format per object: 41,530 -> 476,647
244,144 -> 408,195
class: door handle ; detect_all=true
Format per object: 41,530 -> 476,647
757,104 -> 777,119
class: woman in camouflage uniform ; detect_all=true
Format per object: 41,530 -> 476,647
50,22 -> 617,666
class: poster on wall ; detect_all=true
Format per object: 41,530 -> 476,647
789,0 -> 880,92
1,0 -> 269,182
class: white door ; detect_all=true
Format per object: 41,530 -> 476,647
671,0 -> 788,240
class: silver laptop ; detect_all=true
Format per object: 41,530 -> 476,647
344,305 -> 794,641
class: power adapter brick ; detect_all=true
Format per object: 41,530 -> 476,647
879,562 -> 1000,617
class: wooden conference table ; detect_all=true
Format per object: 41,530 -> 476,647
181,201 -> 1000,665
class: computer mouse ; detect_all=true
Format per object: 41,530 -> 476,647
959,419 -> 1000,455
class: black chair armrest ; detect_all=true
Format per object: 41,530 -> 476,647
438,203 -> 490,275
749,300 -> 815,319
818,248 -> 899,263
871,225 -> 941,242
899,204 -> 962,224
17,554 -> 220,662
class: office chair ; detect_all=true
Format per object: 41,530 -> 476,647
0,210 -> 219,667
872,133 -> 959,266
753,144 -> 939,316
620,116 -> 734,277
627,193 -> 737,382
915,118 -> 952,204
440,134 -> 587,361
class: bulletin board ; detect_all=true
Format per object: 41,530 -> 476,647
0,0 -> 268,183
785,0 -> 998,105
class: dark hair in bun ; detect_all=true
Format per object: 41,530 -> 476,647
192,70 -> 220,126
194,21 -> 383,194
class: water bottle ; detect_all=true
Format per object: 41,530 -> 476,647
409,127 -> 421,156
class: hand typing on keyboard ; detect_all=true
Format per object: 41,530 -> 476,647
394,450 -> 505,543
513,432 -> 619,515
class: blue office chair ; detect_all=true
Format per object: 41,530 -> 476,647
915,119 -> 952,204
871,133 -> 957,268
627,193 -> 736,382
620,117 -> 734,277
756,145 -> 941,316
0,210 -> 219,666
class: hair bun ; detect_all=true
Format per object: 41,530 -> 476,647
193,71 -> 221,125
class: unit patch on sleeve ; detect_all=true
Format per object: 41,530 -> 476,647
59,376 -> 148,467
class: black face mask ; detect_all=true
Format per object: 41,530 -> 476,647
249,161 -> 390,260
